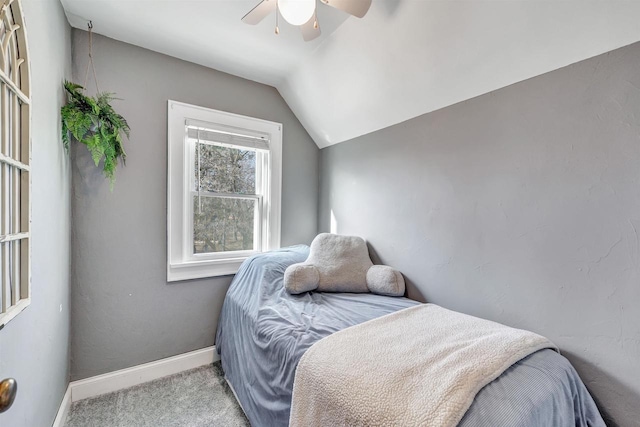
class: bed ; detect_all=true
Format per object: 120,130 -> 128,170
215,246 -> 605,427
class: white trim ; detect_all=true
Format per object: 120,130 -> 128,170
0,68 -> 29,105
167,100 -> 282,281
0,0 -> 31,328
68,346 -> 219,403
168,259 -> 244,281
0,152 -> 30,171
0,231 -> 29,243
51,386 -> 71,427
0,298 -> 30,327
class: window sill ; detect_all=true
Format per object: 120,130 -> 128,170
168,257 -> 248,282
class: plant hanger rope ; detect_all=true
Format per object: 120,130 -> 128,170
83,21 -> 100,94
61,18 -> 130,189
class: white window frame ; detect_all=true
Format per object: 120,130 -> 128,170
0,0 -> 31,328
185,124 -> 266,261
167,101 -> 282,281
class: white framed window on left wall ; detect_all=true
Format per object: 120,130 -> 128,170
167,101 -> 282,281
0,0 -> 31,328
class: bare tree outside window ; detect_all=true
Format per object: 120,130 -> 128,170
168,101 -> 282,280
193,143 -> 258,253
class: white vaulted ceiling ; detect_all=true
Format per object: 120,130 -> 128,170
60,0 -> 350,86
60,0 -> 640,148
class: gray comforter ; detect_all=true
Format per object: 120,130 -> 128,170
215,246 -> 605,427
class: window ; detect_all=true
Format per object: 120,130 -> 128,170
167,101 -> 282,281
0,0 -> 31,327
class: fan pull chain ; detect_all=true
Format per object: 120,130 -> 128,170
275,0 -> 280,34
83,21 -> 101,94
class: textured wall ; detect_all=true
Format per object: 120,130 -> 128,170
319,42 -> 640,426
70,30 -> 319,380
0,0 -> 72,426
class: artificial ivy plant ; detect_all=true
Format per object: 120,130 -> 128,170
61,81 -> 130,188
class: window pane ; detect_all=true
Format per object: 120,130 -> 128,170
193,196 -> 256,254
195,143 -> 256,195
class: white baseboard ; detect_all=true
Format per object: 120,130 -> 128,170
51,346 -> 219,425
52,386 -> 71,427
70,346 -> 218,402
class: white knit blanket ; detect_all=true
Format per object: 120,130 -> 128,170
289,304 -> 556,427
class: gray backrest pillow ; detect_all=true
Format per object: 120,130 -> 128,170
284,233 -> 405,297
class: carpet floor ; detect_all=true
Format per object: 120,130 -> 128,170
65,362 -> 250,427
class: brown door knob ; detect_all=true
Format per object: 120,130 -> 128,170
0,378 -> 17,413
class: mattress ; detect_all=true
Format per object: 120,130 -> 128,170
215,246 -> 604,427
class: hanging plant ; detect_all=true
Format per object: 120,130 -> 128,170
61,22 -> 130,189
61,82 -> 130,187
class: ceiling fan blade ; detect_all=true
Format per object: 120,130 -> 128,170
242,0 -> 277,25
321,0 -> 372,18
301,16 -> 321,41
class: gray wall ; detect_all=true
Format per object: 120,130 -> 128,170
319,42 -> 640,426
0,0 -> 72,426
70,30 -> 319,380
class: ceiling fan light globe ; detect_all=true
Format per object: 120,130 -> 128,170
278,0 -> 316,26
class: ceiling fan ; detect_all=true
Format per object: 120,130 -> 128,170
242,0 -> 372,41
